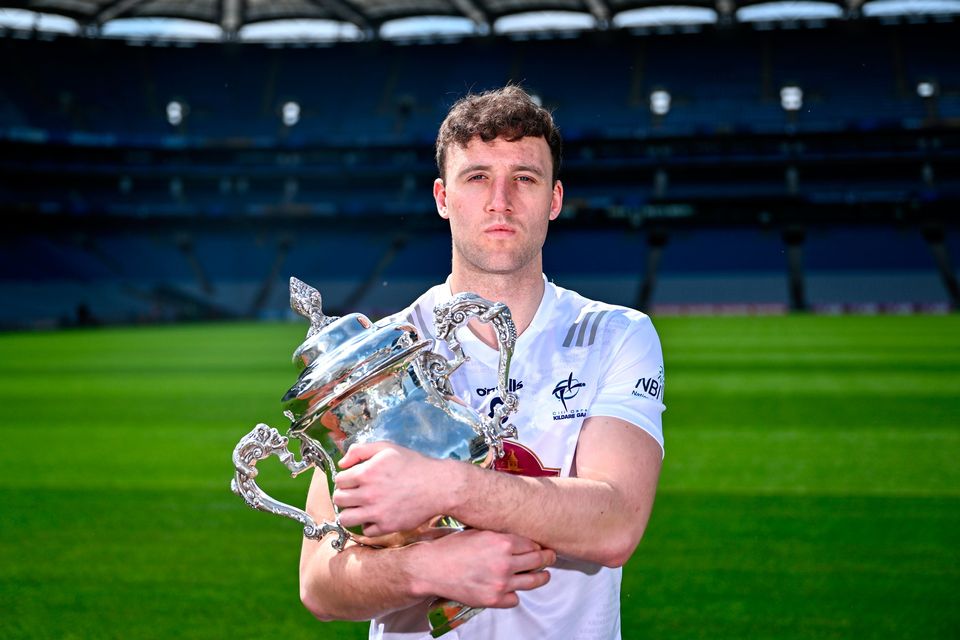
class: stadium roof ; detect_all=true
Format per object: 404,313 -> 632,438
0,0 -> 957,40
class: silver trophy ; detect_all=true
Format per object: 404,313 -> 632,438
231,277 -> 519,637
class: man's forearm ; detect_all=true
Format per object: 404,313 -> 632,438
299,465 -> 432,622
444,467 -> 636,566
299,538 -> 426,622
443,419 -> 662,567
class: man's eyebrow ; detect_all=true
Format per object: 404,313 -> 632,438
456,164 -> 491,178
456,163 -> 547,178
513,164 -> 546,177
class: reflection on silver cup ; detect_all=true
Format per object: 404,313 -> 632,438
231,277 -> 518,636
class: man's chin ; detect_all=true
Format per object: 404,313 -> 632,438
466,256 -> 526,274
454,245 -> 542,278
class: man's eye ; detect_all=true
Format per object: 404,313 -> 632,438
516,175 -> 535,183
468,174 -> 486,181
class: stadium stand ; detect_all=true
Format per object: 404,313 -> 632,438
4,21 -> 959,144
1,16 -> 957,328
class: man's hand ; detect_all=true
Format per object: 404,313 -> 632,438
300,466 -> 555,622
333,442 -> 454,536
408,530 -> 555,609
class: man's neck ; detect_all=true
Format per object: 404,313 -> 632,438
449,265 -> 545,348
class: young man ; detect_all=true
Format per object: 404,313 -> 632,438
299,86 -> 665,639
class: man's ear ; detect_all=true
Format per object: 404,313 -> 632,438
549,180 -> 564,221
434,178 -> 448,219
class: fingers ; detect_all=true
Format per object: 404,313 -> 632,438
510,547 -> 556,576
330,492 -> 371,530
504,541 -> 555,597
330,486 -> 361,508
488,593 -> 520,609
334,443 -> 386,488
487,559 -> 553,608
509,567 -> 552,593
418,531 -> 555,609
335,506 -> 381,536
483,533 -> 555,596
504,534 -> 546,556
337,441 -> 390,470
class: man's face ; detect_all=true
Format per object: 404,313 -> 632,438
434,135 -> 563,277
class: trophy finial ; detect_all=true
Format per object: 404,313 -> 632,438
290,277 -> 336,338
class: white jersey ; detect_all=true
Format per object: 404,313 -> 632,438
371,276 -> 665,640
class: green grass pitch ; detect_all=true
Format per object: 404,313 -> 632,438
1,314 -> 957,639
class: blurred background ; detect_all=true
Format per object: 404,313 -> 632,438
0,1 -> 958,639
1,0 -> 958,326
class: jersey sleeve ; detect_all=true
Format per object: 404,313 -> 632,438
587,311 -> 665,456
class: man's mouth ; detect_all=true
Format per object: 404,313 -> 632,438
485,224 -> 516,236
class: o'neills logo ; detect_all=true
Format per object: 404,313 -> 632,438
476,378 -> 524,396
632,365 -> 665,400
493,441 -> 560,478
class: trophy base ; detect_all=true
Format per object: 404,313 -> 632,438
427,599 -> 484,638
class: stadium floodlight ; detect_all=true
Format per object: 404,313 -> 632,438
650,89 -> 671,116
282,101 -> 300,127
780,85 -> 803,111
166,101 -> 184,126
916,81 -> 936,98
284,177 -> 299,201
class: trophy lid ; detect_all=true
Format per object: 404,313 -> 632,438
288,276 -> 382,369
283,278 -> 432,429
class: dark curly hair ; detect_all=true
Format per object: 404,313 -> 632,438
435,85 -> 562,183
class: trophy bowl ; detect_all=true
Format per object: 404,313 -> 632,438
231,277 -> 519,636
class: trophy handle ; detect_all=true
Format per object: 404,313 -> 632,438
231,424 -> 349,550
432,293 -> 519,454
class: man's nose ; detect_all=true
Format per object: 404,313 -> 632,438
485,176 -> 513,213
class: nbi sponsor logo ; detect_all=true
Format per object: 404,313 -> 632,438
632,366 -> 664,400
